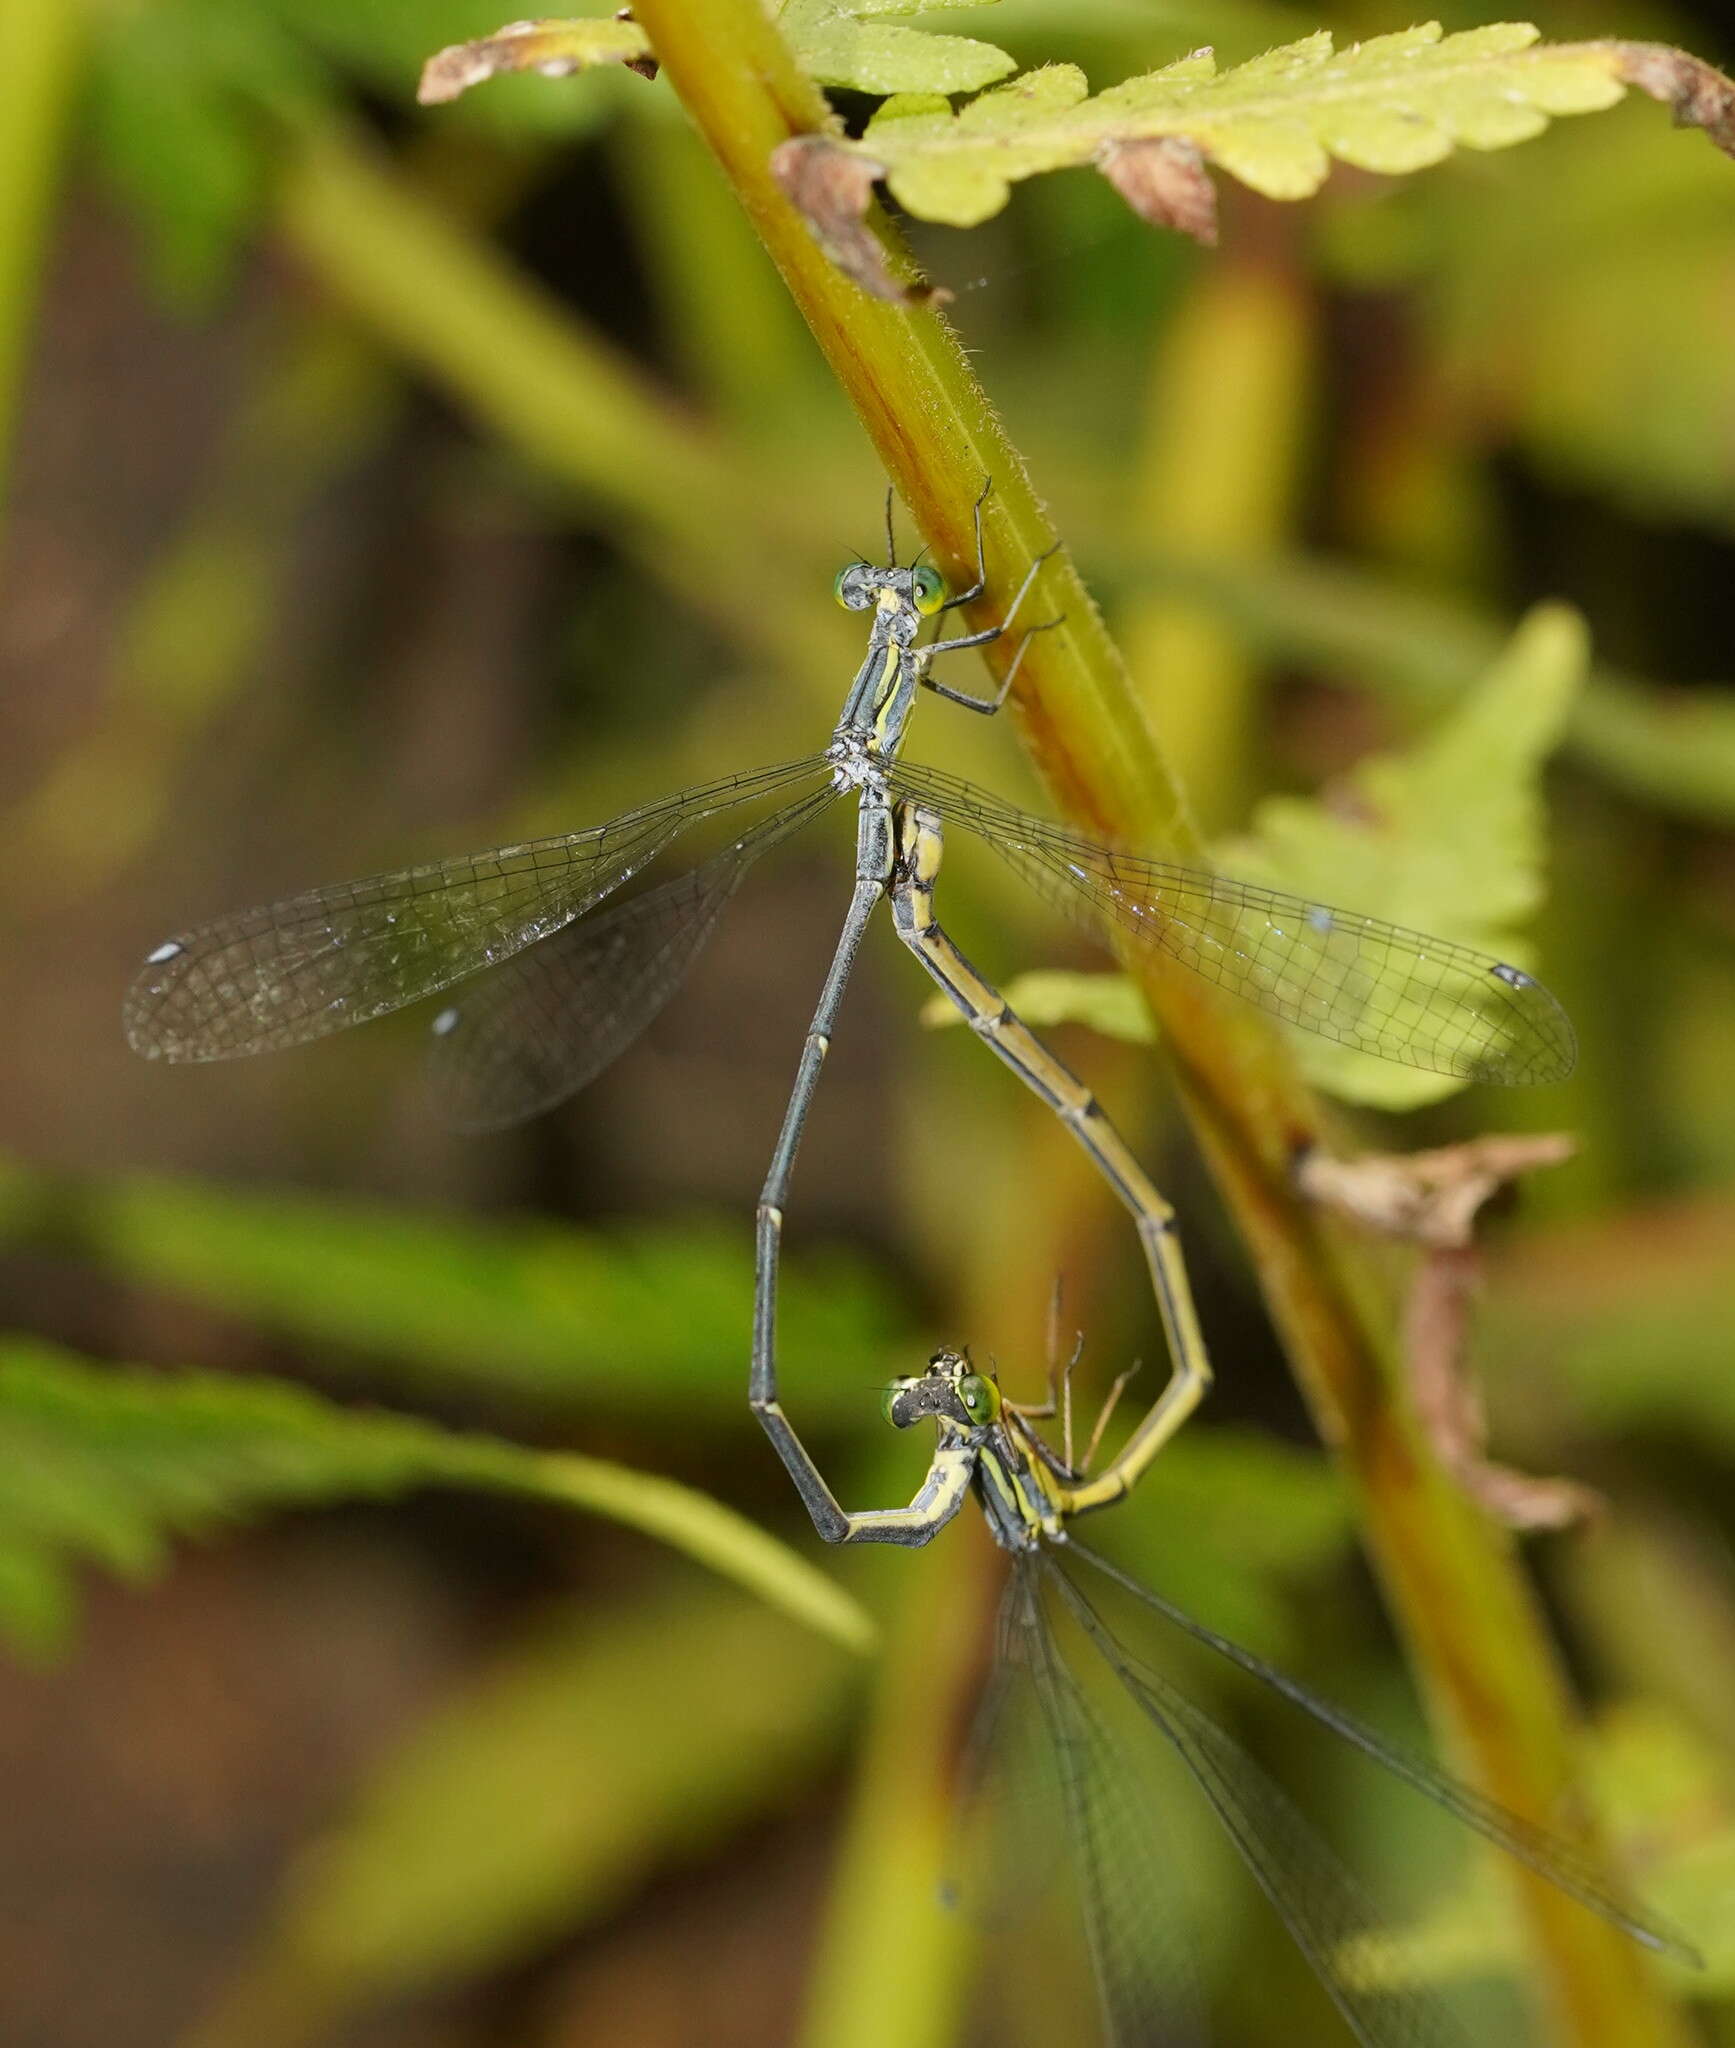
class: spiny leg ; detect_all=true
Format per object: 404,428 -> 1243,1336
931,477 -> 991,615
1004,1280 -> 1071,1425
908,476 -> 1062,707
921,544 -> 1063,696
1049,1276 -> 1087,1473
1015,1325 -> 1139,1486
1007,1281 -> 1090,1480
1080,1359 -> 1143,1476
890,476 -> 994,620
890,799 -> 1213,1515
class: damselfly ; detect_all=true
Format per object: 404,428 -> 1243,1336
125,488 -> 1574,1482
770,1343 -> 1695,2047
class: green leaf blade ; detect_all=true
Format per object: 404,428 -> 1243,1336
53,1171 -> 899,1422
0,1341 -> 871,1662
851,21 -> 1667,229
918,613 -> 1582,1109
1316,103 -> 1460,178
1198,117 -> 1330,199
866,63 -> 1090,221
1218,602 -> 1587,1110
779,0 -> 1014,94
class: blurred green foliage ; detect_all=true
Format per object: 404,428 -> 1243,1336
1,2 -> 1733,2046
0,1162 -> 902,1417
929,601 -> 1591,1108
0,1337 -> 871,1663
192,1574 -> 864,2043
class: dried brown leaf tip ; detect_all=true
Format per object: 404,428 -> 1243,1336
418,15 -> 657,108
1300,1134 -> 1601,1531
1608,40 -> 1735,156
1297,1132 -> 1576,1251
770,135 -> 950,305
1405,1245 -> 1604,1532
1097,138 -> 1218,247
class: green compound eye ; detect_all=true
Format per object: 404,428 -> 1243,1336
833,567 -> 853,609
957,1373 -> 999,1422
912,564 -> 946,614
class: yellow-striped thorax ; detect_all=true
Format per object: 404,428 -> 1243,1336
830,559 -> 947,771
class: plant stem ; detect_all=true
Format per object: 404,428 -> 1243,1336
629,3 -> 1695,2040
1126,241 -> 1315,830
0,0 -> 86,546
796,1540 -> 994,2048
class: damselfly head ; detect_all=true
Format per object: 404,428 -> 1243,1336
832,561 -> 948,615
882,1347 -> 1003,1433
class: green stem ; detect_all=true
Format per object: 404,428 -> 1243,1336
628,4 -> 1694,2041
0,0 -> 86,542
796,1540 -> 994,2048
1125,242 -> 1315,829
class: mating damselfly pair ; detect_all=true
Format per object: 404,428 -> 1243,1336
126,490 -> 1680,2043
123,484 -> 1573,1512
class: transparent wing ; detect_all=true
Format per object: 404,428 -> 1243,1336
124,756 -> 833,1063
889,762 -> 1576,1086
1049,1557 -> 1465,2048
425,785 -> 839,1131
1016,1559 -> 1208,2048
941,1589 -> 1065,1931
1065,1543 -> 1698,1968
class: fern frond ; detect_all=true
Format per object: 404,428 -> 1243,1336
420,1 -> 1015,107
859,24 -> 1636,228
0,1342 -> 871,1661
776,0 -> 1014,94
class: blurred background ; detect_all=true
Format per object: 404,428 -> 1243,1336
2,0 -> 1734,2043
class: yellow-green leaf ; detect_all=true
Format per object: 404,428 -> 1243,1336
855,23 -> 1667,231
418,18 -> 657,106
777,0 -> 1015,94
923,614 -> 1583,1108
1217,603 -> 1587,1109
418,3 -> 1016,105
875,63 -> 1092,224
